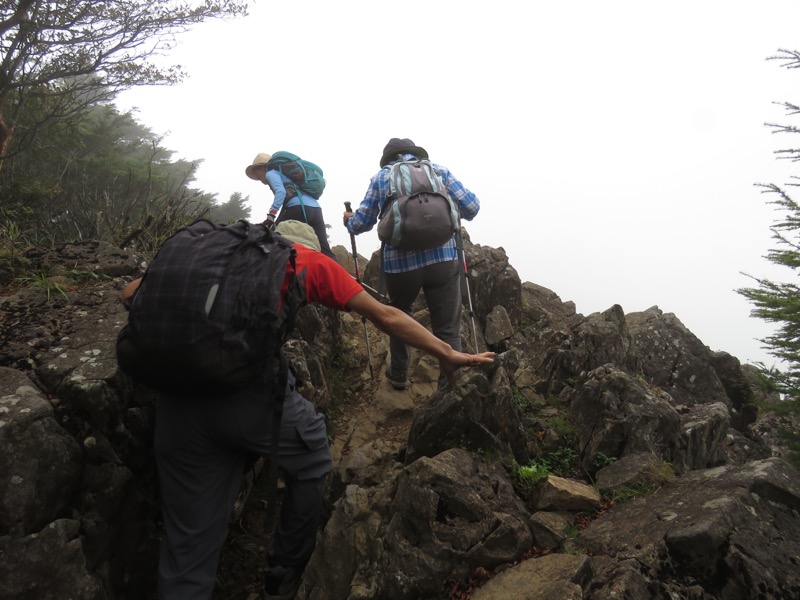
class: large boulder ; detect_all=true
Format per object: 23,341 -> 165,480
0,519 -> 107,600
406,365 -> 530,466
0,368 -> 83,536
518,304 -> 641,398
300,448 -> 533,599
568,364 -> 684,471
578,458 -> 800,599
627,307 -> 731,409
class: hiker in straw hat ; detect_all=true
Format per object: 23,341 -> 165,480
246,151 -> 337,261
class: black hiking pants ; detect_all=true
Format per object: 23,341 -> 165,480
154,370 -> 330,599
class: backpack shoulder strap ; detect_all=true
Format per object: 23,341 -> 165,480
263,240 -> 305,533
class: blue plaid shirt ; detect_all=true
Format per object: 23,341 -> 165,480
346,154 -> 480,273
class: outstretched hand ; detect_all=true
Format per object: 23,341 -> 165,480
440,350 -> 496,381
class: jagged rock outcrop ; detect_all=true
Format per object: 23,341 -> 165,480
405,366 -> 530,466
578,458 -> 800,599
0,367 -> 83,535
0,228 -> 797,599
567,364 -> 733,474
301,448 -> 534,600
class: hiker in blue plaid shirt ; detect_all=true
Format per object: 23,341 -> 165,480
343,137 -> 480,390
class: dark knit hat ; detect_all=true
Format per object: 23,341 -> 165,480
379,138 -> 428,167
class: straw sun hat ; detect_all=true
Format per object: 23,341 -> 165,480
245,152 -> 272,180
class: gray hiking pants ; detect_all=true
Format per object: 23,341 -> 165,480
385,259 -> 463,387
154,370 -> 330,600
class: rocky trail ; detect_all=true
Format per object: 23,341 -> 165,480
214,325 -> 433,599
3,238 -> 800,600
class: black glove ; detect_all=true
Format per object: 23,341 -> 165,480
264,214 -> 276,230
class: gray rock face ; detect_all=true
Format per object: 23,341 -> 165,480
0,519 -> 107,600
300,449 -> 533,600
0,231 -> 798,599
627,307 -> 732,410
579,458 -> 800,600
406,366 -> 530,466
569,364 -> 685,469
0,368 -> 83,536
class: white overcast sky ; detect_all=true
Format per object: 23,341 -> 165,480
116,1 -> 800,368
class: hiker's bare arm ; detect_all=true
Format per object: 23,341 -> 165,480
120,278 -> 142,303
346,291 -> 495,373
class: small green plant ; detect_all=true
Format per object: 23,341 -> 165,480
648,461 -> 676,484
564,522 -> 580,540
610,480 -> 655,504
318,338 -> 353,441
329,338 -> 350,369
593,452 -> 618,469
514,461 -> 550,499
0,216 -> 33,287
0,220 -> 25,259
15,271 -> 70,301
561,522 -> 583,554
511,385 -> 532,410
542,447 -> 579,474
475,447 -> 501,460
67,268 -> 112,283
545,415 -> 577,442
518,314 -> 534,331
604,461 -> 674,504
545,394 -> 562,406
327,366 -> 348,406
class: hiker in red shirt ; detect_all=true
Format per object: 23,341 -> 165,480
120,220 -> 494,600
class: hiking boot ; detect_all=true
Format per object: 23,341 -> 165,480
263,565 -> 302,600
384,368 -> 408,390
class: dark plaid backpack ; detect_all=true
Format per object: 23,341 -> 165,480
116,219 -> 305,395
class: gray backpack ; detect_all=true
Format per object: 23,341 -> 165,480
377,159 -> 459,250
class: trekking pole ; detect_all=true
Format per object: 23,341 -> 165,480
344,202 -> 374,379
456,230 -> 480,353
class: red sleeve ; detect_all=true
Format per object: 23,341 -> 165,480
290,245 -> 364,310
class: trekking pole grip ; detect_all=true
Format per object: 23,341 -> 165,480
343,202 -> 361,281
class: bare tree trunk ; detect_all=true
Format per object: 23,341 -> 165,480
0,116 -> 13,173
